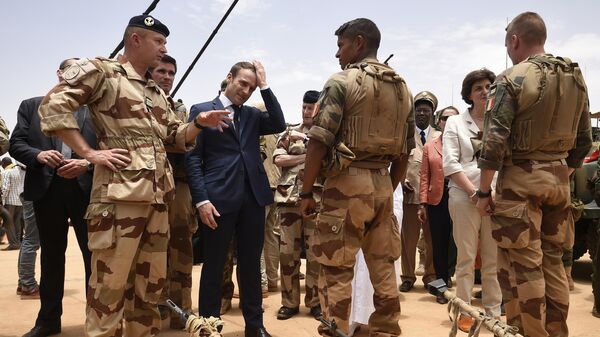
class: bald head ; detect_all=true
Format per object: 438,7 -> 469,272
506,12 -> 546,47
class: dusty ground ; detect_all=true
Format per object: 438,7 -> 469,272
0,229 -> 597,337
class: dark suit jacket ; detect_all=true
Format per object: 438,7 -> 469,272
186,89 -> 286,215
9,96 -> 97,202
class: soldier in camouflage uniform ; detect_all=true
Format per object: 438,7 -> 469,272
476,12 -> 592,337
300,18 -> 414,337
37,15 -> 230,337
149,54 -> 199,329
261,133 -> 282,292
0,117 -> 8,155
273,90 -> 322,320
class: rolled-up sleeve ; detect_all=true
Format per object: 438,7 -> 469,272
307,75 -> 346,148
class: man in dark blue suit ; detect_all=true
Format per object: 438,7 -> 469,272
186,60 -> 285,337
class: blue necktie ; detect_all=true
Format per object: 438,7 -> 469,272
420,130 -> 426,145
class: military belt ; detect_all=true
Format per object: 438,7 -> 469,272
349,160 -> 389,169
346,167 -> 389,176
512,158 -> 567,168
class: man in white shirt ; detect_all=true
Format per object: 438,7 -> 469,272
1,157 -> 25,250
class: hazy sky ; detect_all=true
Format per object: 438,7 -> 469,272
1,0 -> 599,133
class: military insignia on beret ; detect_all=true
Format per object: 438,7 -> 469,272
144,17 -> 155,26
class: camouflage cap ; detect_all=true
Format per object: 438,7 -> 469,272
128,15 -> 170,37
414,91 -> 438,111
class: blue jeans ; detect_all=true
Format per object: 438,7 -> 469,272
18,200 -> 39,288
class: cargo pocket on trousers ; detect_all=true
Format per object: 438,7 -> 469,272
85,203 -> 116,251
313,213 -> 348,267
390,215 -> 401,260
491,199 -> 530,249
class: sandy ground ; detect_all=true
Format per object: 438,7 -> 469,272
0,229 -> 598,337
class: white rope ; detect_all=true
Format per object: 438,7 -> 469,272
185,314 -> 225,337
444,291 -> 524,337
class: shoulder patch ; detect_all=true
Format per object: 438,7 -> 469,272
63,58 -> 98,86
486,84 -> 505,113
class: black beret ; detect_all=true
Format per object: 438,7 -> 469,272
303,90 -> 320,104
128,15 -> 170,37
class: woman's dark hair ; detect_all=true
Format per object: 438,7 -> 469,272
461,68 -> 496,106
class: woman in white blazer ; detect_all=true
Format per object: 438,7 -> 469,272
442,68 -> 502,331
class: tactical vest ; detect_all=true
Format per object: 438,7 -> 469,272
339,61 -> 412,163
510,55 -> 588,160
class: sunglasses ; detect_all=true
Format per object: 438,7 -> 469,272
439,115 -> 451,121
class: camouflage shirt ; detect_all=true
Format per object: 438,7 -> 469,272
274,124 -> 322,204
0,117 -> 8,155
39,58 -> 195,205
260,133 -> 281,189
479,54 -> 592,171
167,98 -> 189,181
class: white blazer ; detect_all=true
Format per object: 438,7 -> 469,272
442,110 -> 496,192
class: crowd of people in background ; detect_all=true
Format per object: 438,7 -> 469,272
0,10 -> 599,337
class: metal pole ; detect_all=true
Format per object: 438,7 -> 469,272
171,0 -> 239,97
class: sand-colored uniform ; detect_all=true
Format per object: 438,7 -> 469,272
308,57 -> 414,337
38,58 -> 195,337
160,98 -> 198,327
479,54 -> 592,337
0,117 -> 9,155
273,124 -> 322,309
262,134 -> 282,288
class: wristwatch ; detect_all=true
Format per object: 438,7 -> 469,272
476,189 -> 491,198
299,191 -> 313,199
193,115 -> 204,129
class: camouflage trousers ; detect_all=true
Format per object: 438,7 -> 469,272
221,238 -> 238,301
278,204 -> 320,308
493,161 -> 571,337
85,203 -> 169,337
313,167 -> 401,337
264,201 -> 280,288
160,181 -> 197,326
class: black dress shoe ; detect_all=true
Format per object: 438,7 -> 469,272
276,306 -> 299,320
245,326 -> 272,337
22,325 -> 61,337
436,293 -> 449,304
399,280 -> 413,292
309,304 -> 323,320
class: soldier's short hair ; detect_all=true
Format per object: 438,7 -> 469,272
335,18 -> 381,52
123,26 -> 146,44
1,157 -> 12,166
229,62 -> 256,78
506,12 -> 547,46
461,68 -> 496,106
159,54 -> 177,73
59,58 -> 79,71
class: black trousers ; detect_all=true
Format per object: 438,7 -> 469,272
427,182 -> 455,285
32,177 -> 91,327
199,180 -> 265,329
